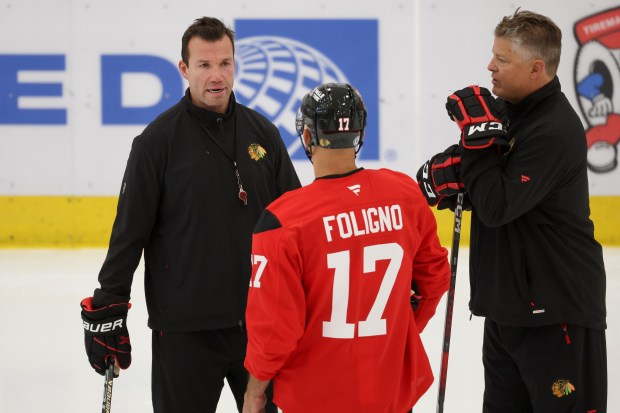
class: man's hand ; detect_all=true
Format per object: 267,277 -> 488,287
436,192 -> 472,212
446,85 -> 510,150
243,392 -> 267,413
81,297 -> 132,376
243,375 -> 270,413
416,144 -> 464,207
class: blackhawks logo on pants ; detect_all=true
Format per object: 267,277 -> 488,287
551,379 -> 576,398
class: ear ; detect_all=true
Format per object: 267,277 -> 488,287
301,127 -> 311,147
530,59 -> 546,80
178,59 -> 190,81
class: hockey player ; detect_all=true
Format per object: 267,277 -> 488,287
416,9 -> 607,413
242,83 -> 451,413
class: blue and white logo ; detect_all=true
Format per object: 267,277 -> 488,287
235,36 -> 347,157
234,19 -> 379,160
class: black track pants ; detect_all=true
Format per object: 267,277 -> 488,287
152,327 -> 277,413
482,319 -> 607,413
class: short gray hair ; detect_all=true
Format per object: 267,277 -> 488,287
495,9 -> 562,76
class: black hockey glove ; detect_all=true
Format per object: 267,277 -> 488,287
446,86 -> 510,150
81,297 -> 131,376
416,144 -> 464,208
436,192 -> 472,212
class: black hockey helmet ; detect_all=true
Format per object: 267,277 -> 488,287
295,83 -> 367,153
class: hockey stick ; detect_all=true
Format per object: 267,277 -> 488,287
101,359 -> 115,413
436,192 -> 464,413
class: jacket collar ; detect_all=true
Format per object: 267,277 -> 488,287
184,88 -> 237,126
505,76 -> 561,123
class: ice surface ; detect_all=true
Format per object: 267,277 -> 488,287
0,247 -> 617,412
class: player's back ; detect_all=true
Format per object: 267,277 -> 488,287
251,168 -> 439,412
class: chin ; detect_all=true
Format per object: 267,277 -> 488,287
492,89 -> 510,102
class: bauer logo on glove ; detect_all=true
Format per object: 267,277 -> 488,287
446,85 -> 510,150
83,318 -> 125,334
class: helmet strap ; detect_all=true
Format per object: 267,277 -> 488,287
354,132 -> 364,155
299,128 -> 314,163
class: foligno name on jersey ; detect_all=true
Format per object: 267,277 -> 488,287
322,204 -> 403,242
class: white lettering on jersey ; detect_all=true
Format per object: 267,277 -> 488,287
323,242 -> 404,338
249,254 -> 268,288
322,204 -> 403,242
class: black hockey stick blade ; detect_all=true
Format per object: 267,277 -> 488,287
436,192 -> 464,413
101,359 -> 115,413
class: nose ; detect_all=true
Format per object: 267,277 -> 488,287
487,58 -> 497,72
210,70 -> 224,82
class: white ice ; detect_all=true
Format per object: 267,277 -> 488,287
0,247 -> 617,412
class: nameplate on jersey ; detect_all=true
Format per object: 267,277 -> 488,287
323,204 -> 403,242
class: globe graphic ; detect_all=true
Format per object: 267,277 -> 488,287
234,36 -> 349,158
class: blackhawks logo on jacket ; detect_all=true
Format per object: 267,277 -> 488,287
248,143 -> 267,161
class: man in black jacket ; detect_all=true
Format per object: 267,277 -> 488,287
80,17 -> 300,413
417,9 -> 607,413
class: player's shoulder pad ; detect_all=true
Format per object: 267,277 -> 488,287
253,209 -> 282,234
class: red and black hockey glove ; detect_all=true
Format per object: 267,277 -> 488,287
446,86 -> 510,151
416,144 -> 464,208
81,297 -> 131,376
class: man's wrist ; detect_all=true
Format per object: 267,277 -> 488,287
246,374 -> 270,396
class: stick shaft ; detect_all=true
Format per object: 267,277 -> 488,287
102,359 -> 115,413
436,193 -> 464,413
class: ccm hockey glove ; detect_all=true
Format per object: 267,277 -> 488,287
416,144 -> 464,208
446,85 -> 510,150
81,297 -> 131,376
436,192 -> 472,212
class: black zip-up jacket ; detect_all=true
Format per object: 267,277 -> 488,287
93,89 -> 301,331
461,77 -> 606,330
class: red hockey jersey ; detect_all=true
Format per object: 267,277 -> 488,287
245,168 -> 450,413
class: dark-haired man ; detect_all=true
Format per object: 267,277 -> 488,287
80,16 -> 300,412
